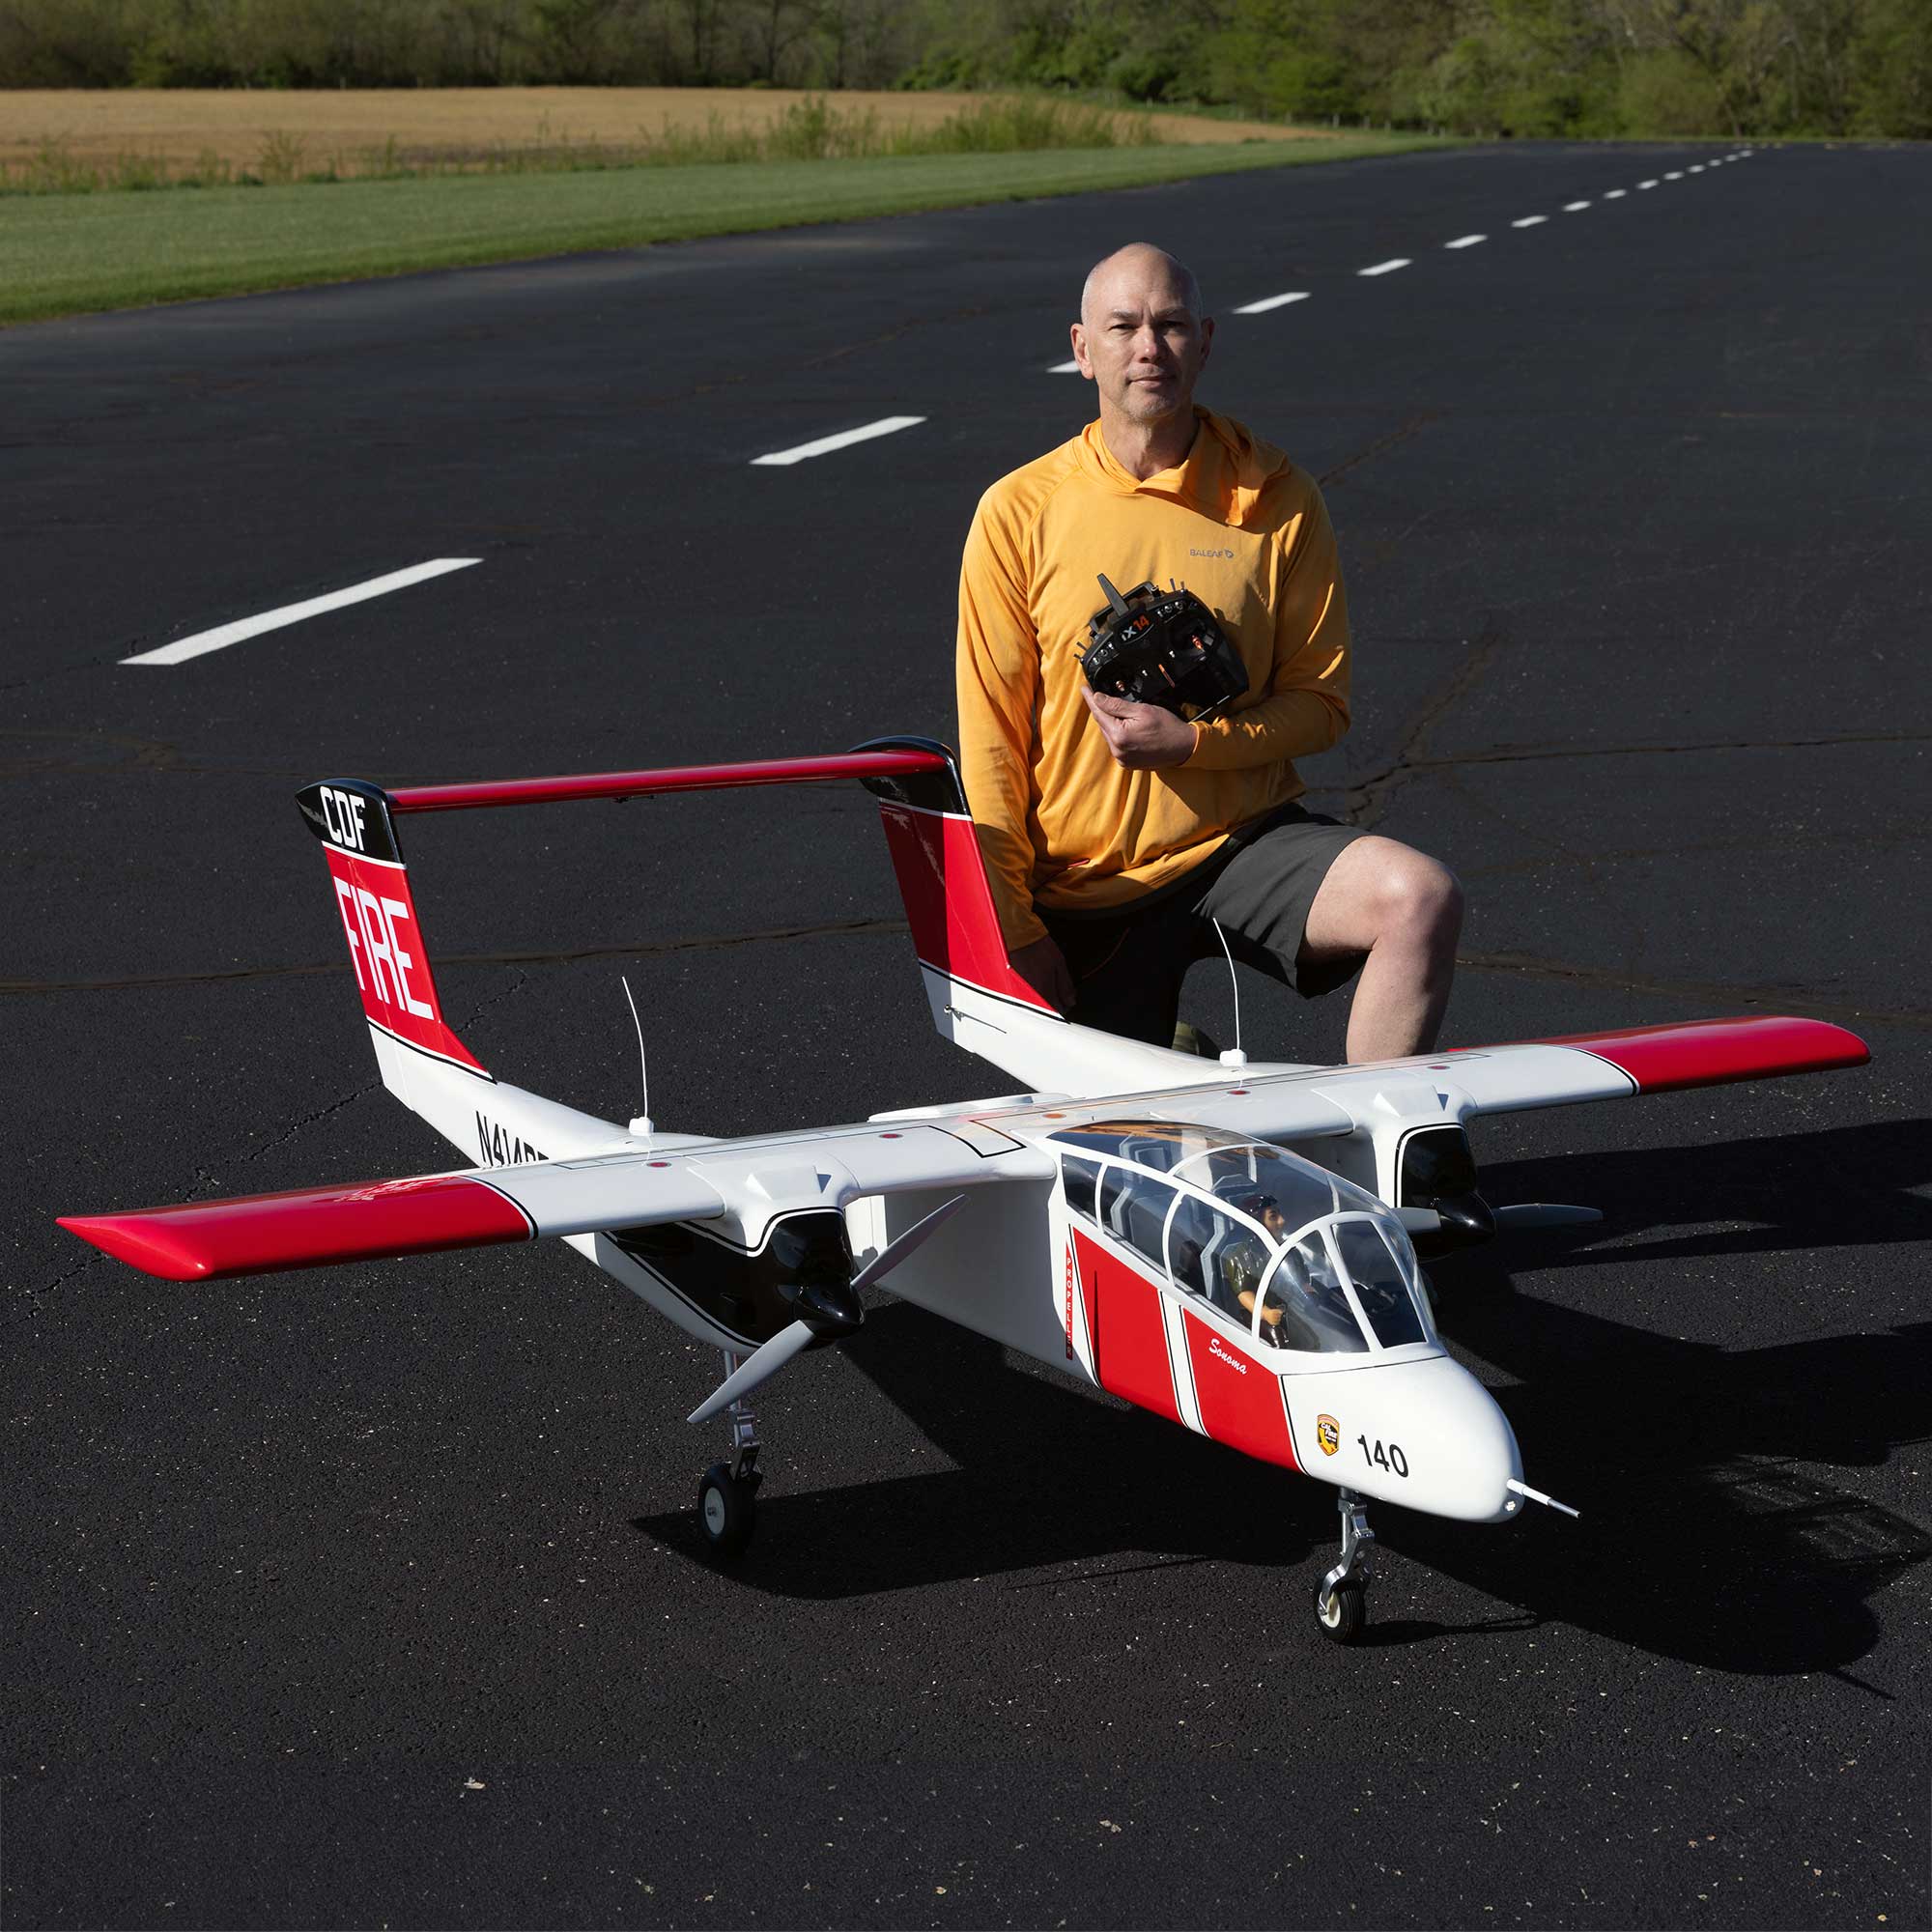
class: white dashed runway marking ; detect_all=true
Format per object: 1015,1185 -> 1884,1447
1563,200 -> 1591,211
1232,291 -> 1311,315
1444,234 -> 1487,249
751,415 -> 925,466
1357,259 -> 1410,277
1664,170 -> 1684,180
1511,214 -> 1548,228
1047,359 -> 1082,374
123,557 -> 481,667
1638,179 -> 1660,189
1604,188 -> 1627,198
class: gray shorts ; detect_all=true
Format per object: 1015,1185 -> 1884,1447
1038,804 -> 1365,1047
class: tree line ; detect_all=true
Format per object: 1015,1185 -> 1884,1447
4,0 -> 1927,138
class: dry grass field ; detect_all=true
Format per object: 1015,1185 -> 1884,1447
2,87 -> 1330,182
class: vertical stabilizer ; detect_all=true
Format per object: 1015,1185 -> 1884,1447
853,738 -> 1216,1097
296,780 -> 488,1078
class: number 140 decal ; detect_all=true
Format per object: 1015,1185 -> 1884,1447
1358,1435 -> 1409,1478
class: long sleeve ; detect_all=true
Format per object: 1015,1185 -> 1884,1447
1185,486 -> 1350,773
955,495 -> 1049,951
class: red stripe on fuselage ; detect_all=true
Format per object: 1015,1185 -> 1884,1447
1071,1229 -> 1179,1424
1522,1015 -> 1868,1093
59,1173 -> 533,1282
1180,1312 -> 1298,1471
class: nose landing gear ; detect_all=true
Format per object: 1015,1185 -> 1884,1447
1313,1488 -> 1374,1643
696,1350 -> 762,1560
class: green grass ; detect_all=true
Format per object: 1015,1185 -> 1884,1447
0,133 -> 1448,326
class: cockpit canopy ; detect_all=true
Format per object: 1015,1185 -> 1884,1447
1050,1120 -> 1431,1356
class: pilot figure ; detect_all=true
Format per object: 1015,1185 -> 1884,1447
1221,1192 -> 1290,1331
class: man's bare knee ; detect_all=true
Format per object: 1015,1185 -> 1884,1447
1307,838 -> 1461,956
1376,853 -> 1463,952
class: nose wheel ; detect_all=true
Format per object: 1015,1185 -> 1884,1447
1313,1489 -> 1374,1644
696,1350 -> 762,1561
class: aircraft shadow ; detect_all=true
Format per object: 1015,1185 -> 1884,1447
637,1121 -> 1930,1671
634,1324 -> 1329,1596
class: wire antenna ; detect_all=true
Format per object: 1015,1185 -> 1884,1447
621,975 -> 652,1143
1210,920 -> 1248,1068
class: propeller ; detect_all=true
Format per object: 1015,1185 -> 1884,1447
686,1193 -> 969,1425
1493,1203 -> 1603,1229
1398,1200 -> 1601,1241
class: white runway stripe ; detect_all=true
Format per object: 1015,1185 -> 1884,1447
1232,291 -> 1310,314
1357,258 -> 1410,276
123,558 -> 482,667
1047,359 -> 1082,373
1512,214 -> 1548,228
1604,188 -> 1628,198
1637,179 -> 1660,188
1664,170 -> 1684,180
1444,234 -> 1487,249
751,415 -> 925,466
1563,200 -> 1592,211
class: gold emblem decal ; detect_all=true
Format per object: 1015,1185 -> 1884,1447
1316,1414 -> 1341,1458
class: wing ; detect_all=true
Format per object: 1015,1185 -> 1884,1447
60,1120 -> 1054,1284
1123,1014 -> 1869,1144
1417,1014 -> 1869,1115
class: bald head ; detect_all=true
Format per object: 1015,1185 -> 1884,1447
1068,243 -> 1213,472
1079,244 -> 1205,329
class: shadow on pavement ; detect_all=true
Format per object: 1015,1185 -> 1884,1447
637,1120 -> 1930,1673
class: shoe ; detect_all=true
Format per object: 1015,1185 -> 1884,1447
1172,1020 -> 1222,1059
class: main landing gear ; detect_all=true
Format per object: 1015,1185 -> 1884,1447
1313,1488 -> 1374,1643
696,1350 -> 762,1560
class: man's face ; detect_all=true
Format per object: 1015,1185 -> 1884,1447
1071,259 -> 1212,430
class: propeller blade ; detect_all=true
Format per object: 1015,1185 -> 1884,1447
686,1321 -> 815,1425
687,1196 -> 968,1428
849,1193 -> 969,1294
1492,1203 -> 1603,1228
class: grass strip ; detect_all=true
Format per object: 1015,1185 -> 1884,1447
0,134 -> 1447,326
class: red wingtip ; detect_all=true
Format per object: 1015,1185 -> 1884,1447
59,1213 -> 213,1281
1534,1015 -> 1870,1094
55,1175 -> 533,1283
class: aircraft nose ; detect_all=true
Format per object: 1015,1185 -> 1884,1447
1290,1354 -> 1523,1523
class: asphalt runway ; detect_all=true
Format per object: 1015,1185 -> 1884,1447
4,138 -> 1928,1929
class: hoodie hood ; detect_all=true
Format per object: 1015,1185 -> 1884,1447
1077,408 -> 1293,530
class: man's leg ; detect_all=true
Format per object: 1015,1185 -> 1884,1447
1039,893 -> 1200,1046
1299,837 -> 1463,1062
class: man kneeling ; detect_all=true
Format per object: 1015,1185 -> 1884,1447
955,242 -> 1462,1062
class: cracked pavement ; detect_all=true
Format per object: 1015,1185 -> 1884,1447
3,140 -> 1928,1930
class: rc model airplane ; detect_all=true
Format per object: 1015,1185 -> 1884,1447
60,740 -> 1869,1641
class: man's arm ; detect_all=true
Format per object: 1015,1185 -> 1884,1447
1187,483 -> 1351,773
955,494 -> 1052,954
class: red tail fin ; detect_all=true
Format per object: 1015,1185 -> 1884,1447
296,781 -> 486,1074
851,738 -> 1056,1013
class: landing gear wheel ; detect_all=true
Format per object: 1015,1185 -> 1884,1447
1314,1577 -> 1367,1643
697,1462 -> 759,1560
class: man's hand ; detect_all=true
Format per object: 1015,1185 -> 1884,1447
1009,935 -> 1076,1014
1082,686 -> 1198,770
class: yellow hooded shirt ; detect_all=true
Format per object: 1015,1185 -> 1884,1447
956,408 -> 1350,951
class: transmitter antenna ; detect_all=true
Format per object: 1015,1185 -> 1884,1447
1210,920 -> 1248,1069
622,975 -> 652,1144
